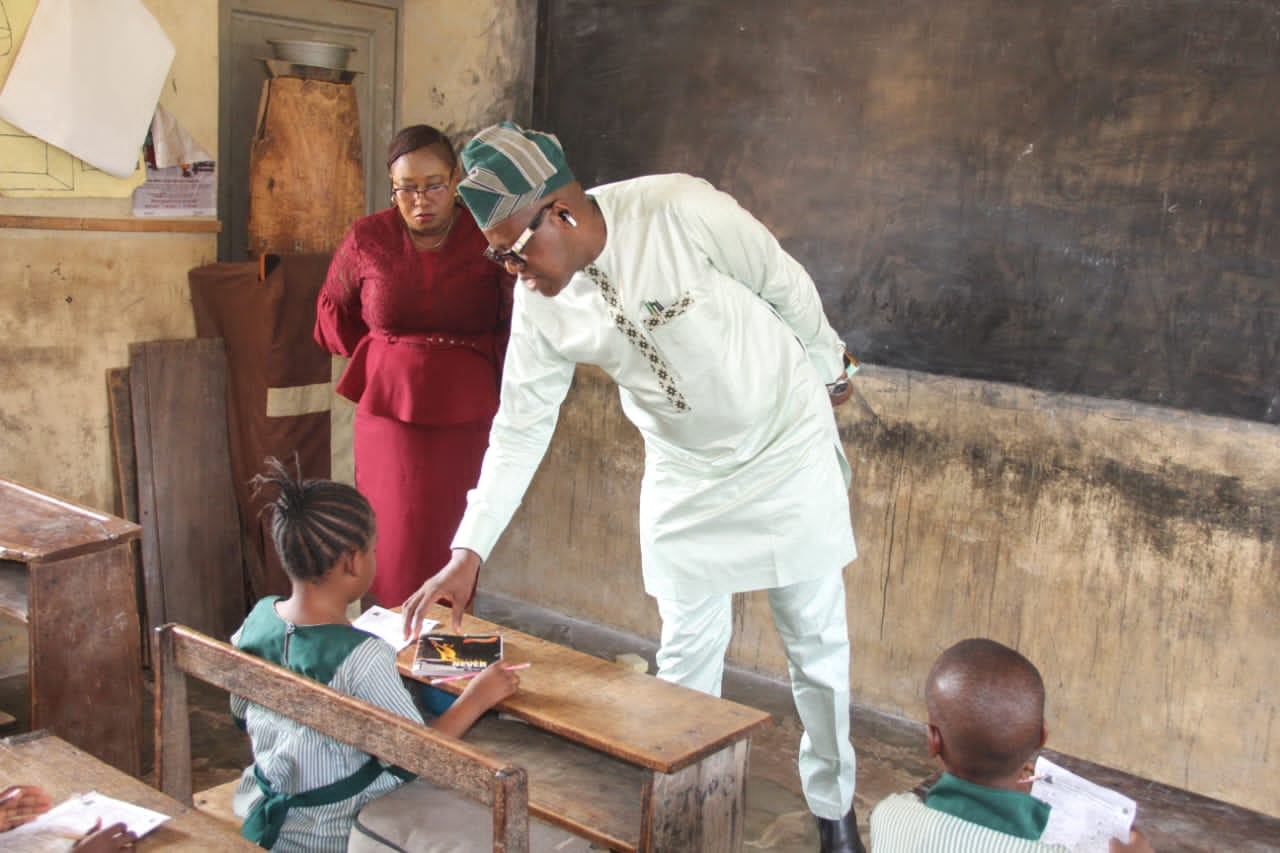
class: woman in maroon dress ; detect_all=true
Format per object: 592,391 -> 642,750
315,125 -> 514,606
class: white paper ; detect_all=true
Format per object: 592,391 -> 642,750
0,0 -> 174,177
352,605 -> 436,651
4,790 -> 170,850
149,104 -> 212,168
1032,756 -> 1136,853
132,161 -> 216,217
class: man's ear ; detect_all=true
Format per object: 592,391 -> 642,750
926,723 -> 944,758
1037,722 -> 1049,750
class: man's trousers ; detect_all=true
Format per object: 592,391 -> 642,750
654,570 -> 856,820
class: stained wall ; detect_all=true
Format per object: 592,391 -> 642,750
0,0 -> 218,511
0,0 -> 534,506
484,365 -> 1280,816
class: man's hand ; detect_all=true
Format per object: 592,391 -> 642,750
402,548 -> 482,638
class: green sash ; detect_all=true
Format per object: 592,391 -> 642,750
244,756 -> 395,849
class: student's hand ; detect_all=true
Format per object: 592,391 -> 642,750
459,662 -> 520,710
1015,758 -> 1038,793
402,549 -> 482,638
72,819 -> 136,851
0,785 -> 52,830
1110,827 -> 1155,852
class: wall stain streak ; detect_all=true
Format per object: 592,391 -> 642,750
853,419 -> 1277,552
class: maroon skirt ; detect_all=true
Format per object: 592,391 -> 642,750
353,410 -> 488,606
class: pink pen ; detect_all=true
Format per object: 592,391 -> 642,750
429,662 -> 531,685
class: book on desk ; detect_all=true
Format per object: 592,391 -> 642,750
411,633 -> 503,678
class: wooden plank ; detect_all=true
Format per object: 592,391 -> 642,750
130,340 -> 247,641
464,714 -> 642,852
106,367 -> 139,522
106,367 -> 150,666
27,547 -> 142,775
246,77 -> 363,258
194,779 -> 241,829
0,215 -> 220,233
400,607 -> 773,774
0,479 -> 139,563
154,622 -> 194,805
640,740 -> 749,852
0,561 -> 28,622
0,731 -> 258,851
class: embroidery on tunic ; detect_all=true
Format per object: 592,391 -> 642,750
585,263 -> 690,412
641,293 -> 694,330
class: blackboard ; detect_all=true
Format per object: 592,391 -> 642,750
535,0 -> 1280,423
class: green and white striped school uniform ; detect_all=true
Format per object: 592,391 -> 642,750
869,773 -> 1070,853
230,597 -> 422,852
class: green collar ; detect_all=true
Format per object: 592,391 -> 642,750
236,596 -> 373,684
925,772 -> 1051,841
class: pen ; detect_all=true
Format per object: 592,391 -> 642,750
429,662 -> 531,685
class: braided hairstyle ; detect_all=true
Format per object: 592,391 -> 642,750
251,457 -> 375,582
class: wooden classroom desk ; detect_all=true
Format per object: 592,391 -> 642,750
0,731 -> 257,851
398,606 -> 773,853
0,477 -> 143,776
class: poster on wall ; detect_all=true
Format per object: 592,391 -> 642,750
0,0 -> 174,198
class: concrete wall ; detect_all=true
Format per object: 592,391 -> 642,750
0,0 -> 218,510
400,0 -> 537,142
317,0 -> 539,484
3,0 -> 1274,821
0,0 -> 535,505
483,364 -> 1279,817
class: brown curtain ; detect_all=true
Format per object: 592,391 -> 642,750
189,253 -> 333,599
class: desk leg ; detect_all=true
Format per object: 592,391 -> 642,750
639,739 -> 749,853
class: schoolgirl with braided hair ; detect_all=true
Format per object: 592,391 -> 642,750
228,458 -> 520,852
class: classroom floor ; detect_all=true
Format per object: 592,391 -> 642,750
3,593 -> 1277,852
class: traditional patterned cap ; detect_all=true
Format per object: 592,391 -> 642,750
457,121 -> 576,229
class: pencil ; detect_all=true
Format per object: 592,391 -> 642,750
429,662 -> 531,685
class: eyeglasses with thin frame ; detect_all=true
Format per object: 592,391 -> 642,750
392,182 -> 450,202
482,202 -> 556,271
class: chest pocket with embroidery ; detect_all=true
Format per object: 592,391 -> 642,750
641,293 -> 695,331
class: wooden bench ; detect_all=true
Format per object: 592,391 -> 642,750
152,622 -> 533,852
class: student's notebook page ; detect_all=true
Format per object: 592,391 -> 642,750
353,605 -> 437,651
1031,756 -> 1136,852
3,790 -> 170,852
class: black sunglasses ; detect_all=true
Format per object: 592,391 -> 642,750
482,203 -> 556,270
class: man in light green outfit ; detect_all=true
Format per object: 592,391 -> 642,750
404,121 -> 865,852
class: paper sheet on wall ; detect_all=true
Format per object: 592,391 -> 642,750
0,0 -> 170,196
132,161 -> 216,217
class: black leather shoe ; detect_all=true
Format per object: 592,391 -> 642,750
815,806 -> 866,853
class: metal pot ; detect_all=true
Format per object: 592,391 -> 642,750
267,39 -> 355,70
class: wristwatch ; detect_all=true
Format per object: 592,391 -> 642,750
826,349 -> 859,396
